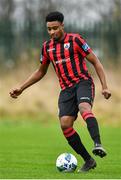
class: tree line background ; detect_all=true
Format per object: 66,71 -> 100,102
0,0 -> 121,122
0,0 -> 121,70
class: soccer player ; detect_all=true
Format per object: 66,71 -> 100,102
9,11 -> 111,172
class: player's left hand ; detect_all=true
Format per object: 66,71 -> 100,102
102,89 -> 111,99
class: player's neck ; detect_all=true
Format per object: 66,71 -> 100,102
56,32 -> 66,42
59,32 -> 65,41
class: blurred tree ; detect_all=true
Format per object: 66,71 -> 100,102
0,0 -> 121,66
113,0 -> 121,21
22,0 -> 36,46
21,0 -> 57,48
37,0 -> 57,42
0,0 -> 15,58
103,0 -> 121,63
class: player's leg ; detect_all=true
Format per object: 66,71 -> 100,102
79,102 -> 101,145
76,80 -> 107,158
60,115 -> 96,172
60,116 -> 91,161
79,102 -> 107,157
58,87 -> 96,172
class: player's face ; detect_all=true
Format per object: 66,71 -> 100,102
46,21 -> 64,41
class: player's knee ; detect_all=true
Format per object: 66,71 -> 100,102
60,116 -> 75,131
79,102 -> 91,115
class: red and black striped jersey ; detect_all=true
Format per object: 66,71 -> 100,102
40,33 -> 93,90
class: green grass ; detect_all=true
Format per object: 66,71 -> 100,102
0,119 -> 121,179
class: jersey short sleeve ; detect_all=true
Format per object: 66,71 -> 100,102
40,43 -> 50,65
74,34 -> 92,58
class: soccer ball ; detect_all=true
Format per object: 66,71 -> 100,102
56,153 -> 77,172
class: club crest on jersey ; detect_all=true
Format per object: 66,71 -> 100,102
64,43 -> 70,49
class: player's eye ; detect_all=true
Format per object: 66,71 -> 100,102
47,27 -> 51,31
52,26 -> 59,30
47,26 -> 59,31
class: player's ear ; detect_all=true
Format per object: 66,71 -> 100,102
61,23 -> 64,30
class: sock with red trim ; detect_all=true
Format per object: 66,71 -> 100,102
63,127 -> 91,161
82,112 -> 101,144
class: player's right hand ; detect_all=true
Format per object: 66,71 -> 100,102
9,87 -> 23,98
102,88 -> 111,99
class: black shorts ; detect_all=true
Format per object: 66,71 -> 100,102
58,79 -> 95,118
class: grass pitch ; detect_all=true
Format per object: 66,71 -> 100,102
0,119 -> 121,179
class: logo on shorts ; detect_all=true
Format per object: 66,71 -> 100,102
80,97 -> 90,101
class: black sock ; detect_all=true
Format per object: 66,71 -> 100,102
63,127 -> 91,161
82,112 -> 101,145
86,117 -> 101,145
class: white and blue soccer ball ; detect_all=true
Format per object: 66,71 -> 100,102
56,153 -> 77,172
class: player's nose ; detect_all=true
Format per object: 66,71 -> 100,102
50,29 -> 55,36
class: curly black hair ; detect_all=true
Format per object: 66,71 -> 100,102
46,11 -> 64,23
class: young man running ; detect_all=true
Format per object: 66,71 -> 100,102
10,11 -> 111,172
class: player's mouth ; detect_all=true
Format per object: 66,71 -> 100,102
51,34 -> 59,40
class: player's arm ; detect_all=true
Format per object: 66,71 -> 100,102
86,52 -> 111,99
9,63 -> 49,98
